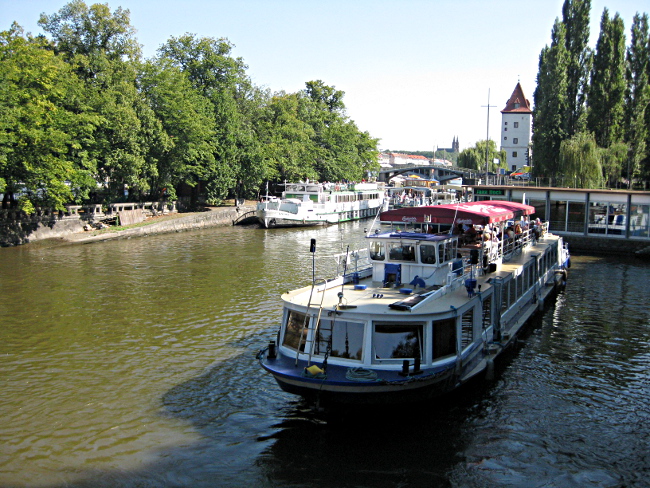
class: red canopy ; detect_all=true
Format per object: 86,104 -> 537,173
380,201 -> 535,226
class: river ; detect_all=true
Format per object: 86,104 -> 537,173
1,221 -> 649,488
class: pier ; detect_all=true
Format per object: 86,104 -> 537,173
470,185 -> 650,255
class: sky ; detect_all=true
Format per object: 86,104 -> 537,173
1,0 -> 645,152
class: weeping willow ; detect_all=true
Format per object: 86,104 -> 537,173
559,131 -> 604,188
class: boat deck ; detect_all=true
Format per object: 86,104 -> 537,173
284,235 -> 559,317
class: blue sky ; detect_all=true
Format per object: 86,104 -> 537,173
1,0 -> 644,152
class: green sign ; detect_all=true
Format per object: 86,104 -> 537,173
475,189 -> 505,196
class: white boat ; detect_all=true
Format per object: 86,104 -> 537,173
258,201 -> 570,406
256,182 -> 386,228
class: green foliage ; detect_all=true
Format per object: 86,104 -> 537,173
256,82 -> 379,187
601,141 -> 628,186
559,131 -> 603,187
562,0 -> 592,136
533,4 -> 650,189
532,19 -> 569,177
0,1 -> 379,211
458,140 -> 506,172
587,9 -> 627,148
38,0 -> 141,71
625,13 -> 650,181
0,23 -> 99,211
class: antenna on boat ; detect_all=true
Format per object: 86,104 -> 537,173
310,238 -> 316,284
339,245 -> 350,306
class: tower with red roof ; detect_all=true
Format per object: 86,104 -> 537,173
500,82 -> 532,170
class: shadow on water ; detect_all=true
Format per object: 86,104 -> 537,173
9,325 -> 521,488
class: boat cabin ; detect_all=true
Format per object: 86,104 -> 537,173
367,232 -> 462,289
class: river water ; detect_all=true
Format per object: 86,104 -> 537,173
1,221 -> 649,488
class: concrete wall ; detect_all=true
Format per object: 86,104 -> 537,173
555,232 -> 650,257
0,215 -> 87,247
0,206 -> 254,247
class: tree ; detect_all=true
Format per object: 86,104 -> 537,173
302,80 -> 379,182
625,13 -> 650,184
458,140 -> 506,172
562,0 -> 592,136
139,59 -> 216,200
38,0 -> 140,79
587,9 -> 627,148
159,34 -> 261,205
601,141 -> 628,187
558,131 -> 603,188
39,1 -> 159,202
533,19 -> 569,177
257,92 -> 318,183
0,24 -> 99,211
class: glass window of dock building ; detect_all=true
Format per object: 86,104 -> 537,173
474,189 -> 650,241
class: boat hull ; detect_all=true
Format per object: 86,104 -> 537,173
260,357 -> 460,406
257,213 -> 327,228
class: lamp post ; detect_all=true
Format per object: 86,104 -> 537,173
482,89 -> 496,185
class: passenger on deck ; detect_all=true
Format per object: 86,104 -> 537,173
533,218 -> 543,239
462,224 -> 477,244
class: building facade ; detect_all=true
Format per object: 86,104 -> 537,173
500,83 -> 532,170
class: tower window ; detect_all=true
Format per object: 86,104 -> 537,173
504,127 -> 507,131
514,103 -> 520,108
513,151 -> 518,157
513,138 -> 519,144
504,137 -> 507,141
514,122 -> 519,128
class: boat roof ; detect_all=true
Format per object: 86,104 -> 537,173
367,231 -> 451,242
379,200 -> 535,225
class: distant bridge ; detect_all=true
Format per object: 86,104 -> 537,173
377,164 -> 482,184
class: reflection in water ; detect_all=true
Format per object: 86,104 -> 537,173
1,225 -> 649,487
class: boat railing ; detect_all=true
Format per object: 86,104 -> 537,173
487,225 -> 544,263
334,249 -> 372,277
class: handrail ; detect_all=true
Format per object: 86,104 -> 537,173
295,278 -> 327,366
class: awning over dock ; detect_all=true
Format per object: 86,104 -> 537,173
380,201 -> 535,225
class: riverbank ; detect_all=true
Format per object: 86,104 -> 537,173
62,204 -> 258,244
0,202 -> 257,247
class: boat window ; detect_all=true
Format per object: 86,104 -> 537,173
282,310 -> 309,352
369,241 -> 385,261
438,240 -> 455,263
461,309 -> 474,348
388,243 -> 416,261
433,318 -> 456,359
372,323 -> 423,361
314,319 -> 364,360
419,243 -> 437,264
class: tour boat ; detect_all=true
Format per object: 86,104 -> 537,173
256,181 -> 386,228
258,201 -> 570,406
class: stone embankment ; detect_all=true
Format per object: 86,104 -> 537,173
554,232 -> 650,258
0,205 -> 256,246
